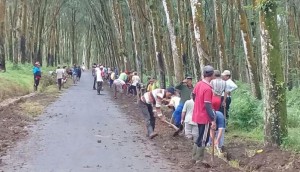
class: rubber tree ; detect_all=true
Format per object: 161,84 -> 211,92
258,0 -> 288,146
0,0 -> 5,72
190,0 -> 211,73
162,0 -> 184,83
236,0 -> 262,100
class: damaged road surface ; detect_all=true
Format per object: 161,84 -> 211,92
0,72 -> 181,172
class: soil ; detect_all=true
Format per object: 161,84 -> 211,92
114,94 -> 300,172
0,92 -> 59,158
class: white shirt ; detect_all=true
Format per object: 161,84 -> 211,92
169,96 -> 181,109
222,79 -> 238,96
56,69 -> 64,79
131,75 -> 140,86
182,99 -> 196,125
95,67 -> 103,82
142,89 -> 165,108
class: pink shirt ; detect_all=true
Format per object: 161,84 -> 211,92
192,80 -> 213,124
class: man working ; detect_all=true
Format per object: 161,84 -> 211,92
118,71 -> 128,82
113,78 -> 126,99
174,76 -> 194,127
56,66 -> 64,91
220,70 -> 238,120
139,87 -> 175,139
181,94 -> 198,141
192,65 -> 216,165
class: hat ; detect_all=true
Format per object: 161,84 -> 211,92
222,70 -> 231,76
203,65 -> 214,77
186,76 -> 193,79
100,66 -> 104,68
166,87 -> 175,95
35,62 -> 40,65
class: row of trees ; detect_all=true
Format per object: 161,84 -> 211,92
0,0 -> 295,146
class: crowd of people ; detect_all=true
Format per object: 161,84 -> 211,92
137,65 -> 237,166
33,61 -> 237,166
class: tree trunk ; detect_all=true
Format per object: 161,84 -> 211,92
237,0 -> 262,100
0,0 -> 5,72
163,0 -> 184,83
258,0 -> 288,146
190,0 -> 210,73
214,0 -> 228,71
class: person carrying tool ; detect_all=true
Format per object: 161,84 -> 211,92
139,87 -> 175,139
191,65 -> 216,166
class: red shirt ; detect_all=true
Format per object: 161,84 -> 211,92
212,95 -> 221,111
192,80 -> 213,124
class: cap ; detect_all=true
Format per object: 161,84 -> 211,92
35,61 -> 40,65
166,87 -> 175,95
203,65 -> 214,77
186,76 -> 193,79
100,66 -> 104,68
222,70 -> 231,76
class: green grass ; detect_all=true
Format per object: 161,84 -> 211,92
0,62 -> 56,101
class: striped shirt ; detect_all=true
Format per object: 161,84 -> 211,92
141,89 -> 165,108
210,78 -> 226,96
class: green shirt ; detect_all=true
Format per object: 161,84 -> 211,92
175,83 -> 193,104
118,72 -> 128,82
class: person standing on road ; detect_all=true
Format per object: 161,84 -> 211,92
72,64 -> 78,85
191,65 -> 216,165
76,65 -> 82,82
33,62 -> 41,91
139,88 -> 175,139
95,65 -> 104,95
56,66 -> 65,91
219,70 -> 238,120
92,63 -> 97,90
174,76 -> 194,128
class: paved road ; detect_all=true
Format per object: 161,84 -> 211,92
0,72 -> 180,172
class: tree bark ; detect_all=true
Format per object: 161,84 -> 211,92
0,0 -> 5,72
237,0 -> 262,100
258,0 -> 288,146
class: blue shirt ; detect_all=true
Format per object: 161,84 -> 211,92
33,67 -> 41,77
216,111 -> 226,129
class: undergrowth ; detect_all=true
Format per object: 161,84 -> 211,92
228,81 -> 300,152
0,62 -> 56,101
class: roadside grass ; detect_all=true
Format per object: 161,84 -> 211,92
0,62 -> 56,101
20,101 -> 44,118
228,81 -> 300,152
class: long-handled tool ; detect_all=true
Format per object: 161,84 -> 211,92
161,119 -> 179,130
211,128 -> 215,162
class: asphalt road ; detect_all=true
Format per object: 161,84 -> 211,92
1,72 -> 180,172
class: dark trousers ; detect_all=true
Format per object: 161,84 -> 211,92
195,123 -> 211,147
57,78 -> 62,90
219,96 -> 231,119
97,81 -> 103,94
129,85 -> 137,95
93,77 -> 96,89
34,77 -> 40,91
109,79 -> 114,88
139,101 -> 156,136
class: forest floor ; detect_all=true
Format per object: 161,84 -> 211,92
115,95 -> 300,172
